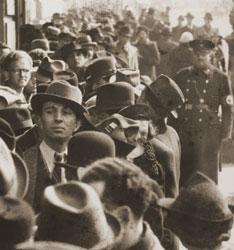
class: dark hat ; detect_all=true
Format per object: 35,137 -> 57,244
139,74 -> 185,118
0,108 -> 33,136
31,39 -> 50,51
76,35 -> 97,47
189,39 -> 215,52
136,25 -> 149,35
204,12 -> 213,20
34,57 -> 66,83
0,117 -> 15,151
61,43 -> 88,62
36,181 -> 122,249
177,15 -> 184,21
186,12 -> 194,19
160,26 -> 171,36
118,25 -> 132,37
37,83 -> 49,93
56,131 -> 115,173
0,196 -> 35,247
96,114 -> 138,157
119,104 -> 156,121
95,82 -> 135,111
116,68 -> 140,87
84,56 -> 117,84
15,241 -> 87,250
157,172 -> 233,248
31,80 -> 87,116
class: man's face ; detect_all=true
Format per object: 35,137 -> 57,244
193,50 -> 212,69
8,58 -> 32,92
66,51 -> 88,68
40,101 -> 80,143
119,35 -> 130,45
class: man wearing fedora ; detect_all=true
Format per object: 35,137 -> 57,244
115,25 -> 139,70
81,157 -> 165,250
21,79 -> 86,213
195,12 -> 219,40
171,39 -> 233,186
183,13 -> 196,37
157,171 -> 234,250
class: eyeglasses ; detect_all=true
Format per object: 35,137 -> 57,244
9,69 -> 31,75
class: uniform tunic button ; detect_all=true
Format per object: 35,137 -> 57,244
203,89 -> 206,94
185,117 -> 188,121
198,118 -> 202,122
205,80 -> 209,83
199,109 -> 203,113
187,79 -> 191,83
185,98 -> 188,102
186,88 -> 189,92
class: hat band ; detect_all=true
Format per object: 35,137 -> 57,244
37,67 -> 54,79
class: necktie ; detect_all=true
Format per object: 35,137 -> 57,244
53,152 -> 66,183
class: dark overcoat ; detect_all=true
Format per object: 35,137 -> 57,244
171,65 -> 233,186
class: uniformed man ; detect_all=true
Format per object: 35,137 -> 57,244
170,39 -> 233,186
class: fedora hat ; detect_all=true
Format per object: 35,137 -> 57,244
53,69 -> 85,95
31,80 -> 87,116
56,131 -> 115,173
36,181 -> 122,249
0,108 -> 33,136
31,39 -> 51,51
96,114 -> 138,157
61,43 -> 88,62
16,241 -> 87,250
84,56 -> 117,84
95,82 -> 135,111
0,137 -> 29,198
34,57 -> 67,83
119,104 -> 156,121
139,74 -> 185,119
157,172 -> 233,248
186,12 -> 194,19
0,196 -> 35,247
0,117 -> 15,151
204,12 -> 213,20
76,35 -> 97,47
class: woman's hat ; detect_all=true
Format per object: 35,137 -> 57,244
157,172 -> 233,248
36,181 -> 122,249
95,114 -> 138,157
31,80 -> 87,116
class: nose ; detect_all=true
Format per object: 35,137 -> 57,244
54,110 -> 63,121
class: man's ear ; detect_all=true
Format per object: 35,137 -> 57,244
114,206 -> 132,225
74,119 -> 82,132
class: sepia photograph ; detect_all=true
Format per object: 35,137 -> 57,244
0,0 -> 234,249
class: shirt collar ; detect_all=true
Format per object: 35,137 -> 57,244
39,140 -> 67,173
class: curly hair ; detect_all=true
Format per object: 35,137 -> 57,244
81,157 -> 159,218
1,50 -> 33,71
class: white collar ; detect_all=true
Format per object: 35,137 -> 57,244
39,140 -> 67,173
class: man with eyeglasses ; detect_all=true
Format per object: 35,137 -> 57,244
0,50 -> 33,109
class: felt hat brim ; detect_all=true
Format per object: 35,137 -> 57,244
142,81 -> 178,118
82,113 -> 136,157
11,152 -> 29,198
157,198 -> 175,210
31,94 -> 87,116
82,42 -> 97,47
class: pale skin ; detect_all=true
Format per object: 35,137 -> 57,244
39,101 -> 81,153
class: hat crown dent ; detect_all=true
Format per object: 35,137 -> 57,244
46,80 -> 83,105
171,172 -> 232,222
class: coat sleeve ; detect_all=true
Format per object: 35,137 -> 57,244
220,73 -> 233,140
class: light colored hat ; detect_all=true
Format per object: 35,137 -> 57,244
179,32 -> 194,44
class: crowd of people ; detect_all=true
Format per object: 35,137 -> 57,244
0,4 -> 234,250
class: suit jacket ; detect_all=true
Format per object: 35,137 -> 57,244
22,145 -> 58,213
